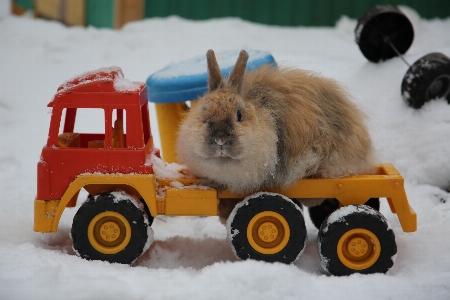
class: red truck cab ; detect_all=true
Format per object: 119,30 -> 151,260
37,67 -> 155,203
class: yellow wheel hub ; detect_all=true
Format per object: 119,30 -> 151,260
99,221 -> 121,243
88,211 -> 132,255
337,228 -> 381,270
257,221 -> 279,243
347,236 -> 369,258
247,211 -> 290,255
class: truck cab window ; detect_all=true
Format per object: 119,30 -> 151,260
57,108 -> 106,148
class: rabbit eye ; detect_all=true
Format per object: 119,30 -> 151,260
236,110 -> 243,122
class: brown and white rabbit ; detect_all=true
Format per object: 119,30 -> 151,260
176,50 -> 375,207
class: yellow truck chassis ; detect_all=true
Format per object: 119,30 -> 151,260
35,163 -> 416,234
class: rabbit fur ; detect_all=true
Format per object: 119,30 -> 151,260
176,50 -> 375,204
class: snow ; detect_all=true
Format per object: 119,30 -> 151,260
322,205 -> 392,233
58,66 -> 123,89
145,151 -> 187,179
56,66 -> 142,93
151,49 -> 273,79
1,6 -> 450,299
113,77 -> 143,92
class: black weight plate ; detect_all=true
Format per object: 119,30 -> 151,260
355,5 -> 414,63
401,52 -> 450,108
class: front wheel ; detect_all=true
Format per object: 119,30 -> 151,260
71,192 -> 153,264
227,193 -> 307,264
318,205 -> 397,276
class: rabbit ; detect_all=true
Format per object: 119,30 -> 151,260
176,49 -> 375,213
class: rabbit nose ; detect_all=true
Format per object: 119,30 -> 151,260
215,138 -> 225,146
214,136 -> 233,146
210,127 -> 232,146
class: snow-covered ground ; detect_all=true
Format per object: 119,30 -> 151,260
1,6 -> 450,300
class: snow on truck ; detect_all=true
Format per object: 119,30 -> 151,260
34,65 -> 416,276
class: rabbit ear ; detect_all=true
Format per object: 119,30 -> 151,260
228,50 -> 249,94
206,49 -> 223,91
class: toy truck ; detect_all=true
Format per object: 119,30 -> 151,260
34,66 -> 416,276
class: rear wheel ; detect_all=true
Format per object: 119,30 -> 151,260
401,52 -> 450,108
308,199 -> 340,229
318,205 -> 397,276
227,193 -> 307,264
71,192 -> 153,264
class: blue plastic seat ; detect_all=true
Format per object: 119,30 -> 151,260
147,49 -> 276,104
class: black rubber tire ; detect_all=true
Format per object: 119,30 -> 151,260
291,198 -> 304,210
87,195 -> 156,226
401,52 -> 450,108
318,205 -> 397,276
365,197 -> 380,211
308,198 -> 380,229
141,198 -> 155,226
308,199 -> 340,230
71,192 -> 150,264
355,5 -> 414,63
228,193 -> 307,264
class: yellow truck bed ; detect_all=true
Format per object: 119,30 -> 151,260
159,163 -> 416,232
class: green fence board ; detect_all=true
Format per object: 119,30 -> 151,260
15,0 -> 33,10
86,0 -> 114,28
145,0 -> 450,27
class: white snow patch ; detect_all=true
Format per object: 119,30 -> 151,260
156,187 -> 167,199
113,76 -> 142,92
403,91 -> 411,100
170,182 -> 211,190
230,229 -> 239,239
142,226 -> 155,259
110,191 -> 144,211
317,238 -> 330,273
322,205 -> 392,233
391,254 -> 398,264
170,180 -> 185,189
354,23 -> 363,41
58,66 -> 124,91
54,65 -> 142,96
152,49 -> 273,79
145,151 -> 189,179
